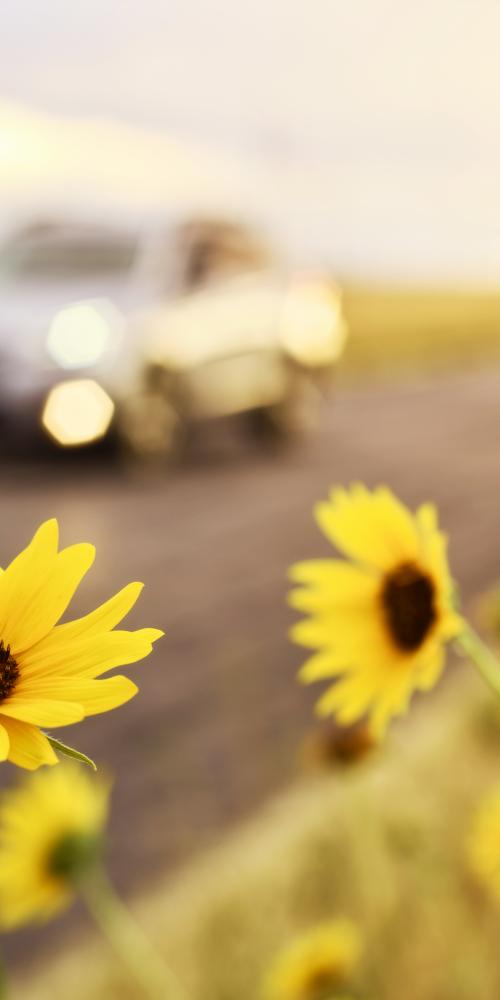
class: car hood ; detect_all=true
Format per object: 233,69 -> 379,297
140,272 -> 288,370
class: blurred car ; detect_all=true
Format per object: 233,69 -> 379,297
122,268 -> 348,459
0,216 -> 348,458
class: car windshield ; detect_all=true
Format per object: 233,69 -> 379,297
175,220 -> 272,290
0,230 -> 138,280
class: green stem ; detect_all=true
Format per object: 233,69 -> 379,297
78,867 -> 185,1000
0,950 -> 7,1000
455,625 -> 500,699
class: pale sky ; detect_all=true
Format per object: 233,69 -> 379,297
2,1 -> 500,281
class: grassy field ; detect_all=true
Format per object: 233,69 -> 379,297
341,285 -> 500,380
15,662 -> 500,1000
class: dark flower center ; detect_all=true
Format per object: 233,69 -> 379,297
0,641 -> 19,701
303,964 -> 341,1000
47,831 -> 102,881
381,562 -> 436,652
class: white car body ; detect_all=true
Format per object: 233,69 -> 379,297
0,218 -> 348,455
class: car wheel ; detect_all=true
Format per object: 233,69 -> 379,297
247,379 -> 322,446
117,392 -> 186,465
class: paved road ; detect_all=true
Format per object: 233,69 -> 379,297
3,366 -> 500,964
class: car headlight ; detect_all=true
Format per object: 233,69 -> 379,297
46,299 -> 122,369
41,379 -> 115,447
280,279 -> 348,367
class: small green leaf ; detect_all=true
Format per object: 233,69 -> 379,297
47,737 -> 97,771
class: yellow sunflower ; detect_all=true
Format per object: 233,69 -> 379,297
289,485 -> 462,737
0,518 -> 163,769
0,763 -> 109,927
262,919 -> 361,1000
467,785 -> 500,903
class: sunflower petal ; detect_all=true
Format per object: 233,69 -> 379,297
415,644 -> 445,690
288,561 -> 378,614
51,581 -> 144,641
315,485 -> 420,569
370,692 -> 408,737
416,502 -> 438,536
289,618 -> 336,649
0,883 -> 73,929
1,717 -> 58,770
16,676 -> 138,716
20,628 -> 164,681
68,675 -> 138,716
289,559 -> 377,585
0,724 -> 9,761
8,543 -> 96,656
315,677 -> 373,721
298,650 -> 351,682
0,700 -> 84,727
439,611 -> 464,640
0,520 -> 59,636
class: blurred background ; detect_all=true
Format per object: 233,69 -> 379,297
4,2 -> 500,997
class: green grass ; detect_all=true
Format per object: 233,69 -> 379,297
340,285 -> 500,380
15,665 -> 500,1000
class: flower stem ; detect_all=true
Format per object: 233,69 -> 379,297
78,868 -> 185,1000
0,950 -> 7,1000
455,625 -> 500,699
